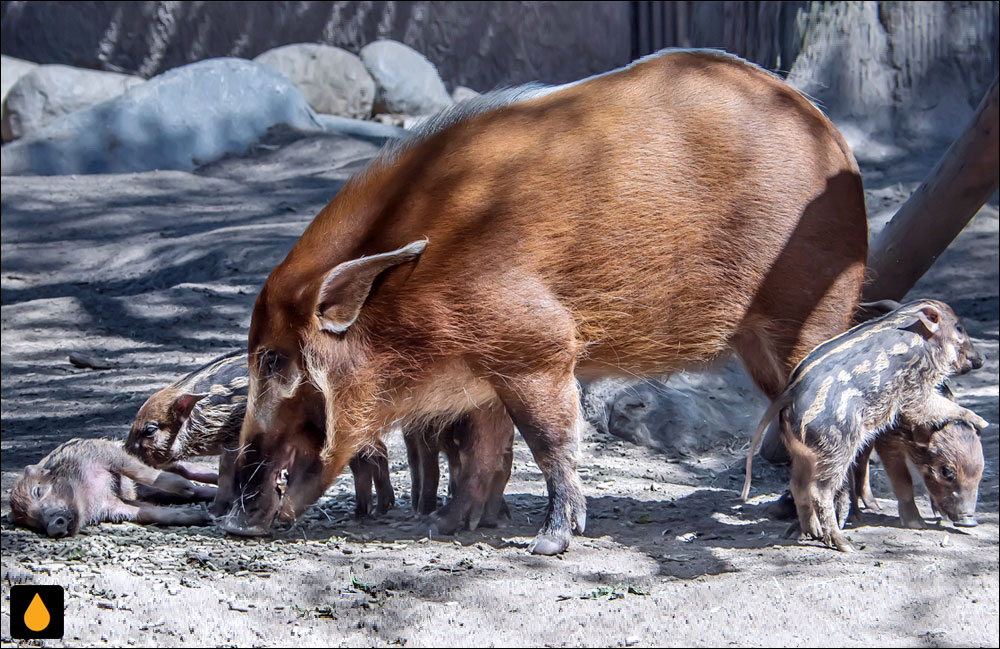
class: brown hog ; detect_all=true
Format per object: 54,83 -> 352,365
10,439 -> 212,538
126,351 -> 394,519
220,48 -> 869,555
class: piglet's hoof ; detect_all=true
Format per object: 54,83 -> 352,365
528,531 -> 570,555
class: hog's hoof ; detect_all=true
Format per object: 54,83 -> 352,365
783,521 -> 801,539
899,515 -> 926,529
528,531 -> 570,556
428,508 -> 463,537
825,532 -> 854,553
216,516 -> 271,537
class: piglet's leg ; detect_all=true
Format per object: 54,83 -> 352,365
909,395 -> 989,431
874,438 -> 924,529
103,501 -> 212,527
164,461 -> 219,485
114,454 -> 216,502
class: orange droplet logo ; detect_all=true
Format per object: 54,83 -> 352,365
24,592 -> 51,632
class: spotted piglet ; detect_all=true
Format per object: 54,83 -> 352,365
742,299 -> 988,551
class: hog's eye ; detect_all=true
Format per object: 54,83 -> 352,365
940,465 -> 956,482
31,486 -> 42,499
258,350 -> 282,377
956,324 -> 965,336
142,422 -> 159,437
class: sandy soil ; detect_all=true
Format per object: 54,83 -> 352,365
1,129 -> 997,647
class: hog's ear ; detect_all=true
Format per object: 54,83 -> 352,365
315,239 -> 427,334
24,464 -> 41,478
900,304 -> 942,340
171,393 -> 208,421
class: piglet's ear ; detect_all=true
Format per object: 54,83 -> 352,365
910,423 -> 935,449
315,239 -> 427,334
856,299 -> 902,323
901,304 -> 942,340
171,393 -> 208,422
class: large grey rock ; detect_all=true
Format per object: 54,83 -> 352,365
1,58 -> 323,176
2,64 -> 142,142
1,54 -> 36,107
360,40 -> 452,116
450,85 -> 481,103
253,43 -> 375,119
315,114 -> 407,143
582,358 -> 768,458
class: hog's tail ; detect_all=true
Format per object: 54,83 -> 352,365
741,394 -> 791,501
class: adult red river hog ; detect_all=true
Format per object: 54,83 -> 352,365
217,49 -> 868,555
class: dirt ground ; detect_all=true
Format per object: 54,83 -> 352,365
1,129 -> 997,647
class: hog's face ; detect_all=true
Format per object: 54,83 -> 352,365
915,421 -> 984,527
9,465 -> 82,538
218,240 -> 426,537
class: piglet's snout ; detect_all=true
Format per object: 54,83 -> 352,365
46,511 -> 73,538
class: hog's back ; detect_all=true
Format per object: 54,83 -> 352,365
290,50 -> 868,377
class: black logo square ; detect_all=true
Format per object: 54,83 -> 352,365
10,584 -> 64,639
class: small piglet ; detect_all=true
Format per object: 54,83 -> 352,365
10,438 -> 213,537
742,298 -> 988,551
851,384 -> 984,528
126,351 -> 394,518
406,408 -> 514,532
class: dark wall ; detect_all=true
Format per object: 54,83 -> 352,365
0,1 -> 634,90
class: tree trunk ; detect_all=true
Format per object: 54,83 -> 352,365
863,75 -> 1000,302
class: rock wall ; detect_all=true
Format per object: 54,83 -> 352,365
0,1 -> 633,90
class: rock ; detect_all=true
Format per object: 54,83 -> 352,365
315,114 -> 407,143
1,54 -> 37,109
1,58 -> 322,176
359,40 -> 452,116
608,382 -> 704,456
786,1 -> 997,154
253,43 -> 375,119
2,64 -> 142,142
584,358 -> 768,458
450,85 -> 480,103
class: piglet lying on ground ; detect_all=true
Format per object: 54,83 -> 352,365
743,298 -> 988,551
10,438 -> 213,537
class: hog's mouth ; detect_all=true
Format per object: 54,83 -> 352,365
216,448 -> 297,537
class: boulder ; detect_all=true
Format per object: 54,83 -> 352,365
450,85 -> 480,103
253,43 -> 375,119
1,55 -> 37,107
2,64 -> 142,142
582,358 -> 767,458
359,40 -> 452,116
1,58 -> 323,176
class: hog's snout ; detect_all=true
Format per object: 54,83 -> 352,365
953,514 -> 978,528
969,351 -> 984,371
46,511 -> 74,538
216,514 -> 273,537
